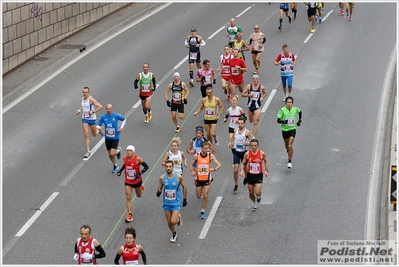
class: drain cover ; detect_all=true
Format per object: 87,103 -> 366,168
58,44 -> 86,52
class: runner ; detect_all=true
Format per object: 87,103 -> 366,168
216,45 -> 234,100
194,86 -> 224,146
226,18 -> 243,49
229,48 -> 247,99
74,225 -> 106,265
97,104 -> 126,173
196,59 -> 216,98
315,2 -> 323,24
164,72 -> 190,133
339,2 -> 345,15
228,117 -> 253,194
189,141 -> 222,219
290,2 -> 298,20
117,145 -> 149,222
186,125 -> 215,157
113,227 -> 147,265
157,160 -> 188,243
274,44 -> 296,101
240,139 -> 269,211
276,96 -> 302,169
346,2 -> 354,21
278,2 -> 292,31
162,137 -> 188,175
232,33 -> 249,61
241,74 -> 267,138
76,86 -> 103,158
305,2 -> 317,33
185,28 -> 205,87
249,25 -> 266,74
133,63 -> 156,123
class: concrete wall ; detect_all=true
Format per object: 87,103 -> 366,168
2,2 -> 130,74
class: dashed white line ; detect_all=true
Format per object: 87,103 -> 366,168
15,192 -> 59,237
236,6 -> 252,17
262,89 -> 277,113
208,26 -> 226,40
199,196 -> 223,239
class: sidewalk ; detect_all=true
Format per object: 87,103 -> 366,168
2,2 -> 165,108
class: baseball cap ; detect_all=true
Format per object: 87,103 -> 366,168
191,27 -> 197,32
126,145 -> 135,152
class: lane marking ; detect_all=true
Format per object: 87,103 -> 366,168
15,192 -> 59,237
208,26 -> 226,39
132,100 -> 141,109
236,6 -> 252,17
199,196 -> 223,239
173,55 -> 188,70
261,89 -> 277,113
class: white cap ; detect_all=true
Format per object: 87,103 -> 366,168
173,72 -> 180,78
126,145 -> 135,152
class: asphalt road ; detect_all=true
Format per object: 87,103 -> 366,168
2,2 -> 397,265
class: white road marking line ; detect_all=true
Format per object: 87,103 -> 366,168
261,89 -> 277,113
173,55 -> 188,70
208,26 -> 226,39
236,6 -> 252,17
133,100 -> 141,109
199,196 -> 223,239
15,192 -> 59,237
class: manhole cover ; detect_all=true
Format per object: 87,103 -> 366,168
58,44 -> 86,52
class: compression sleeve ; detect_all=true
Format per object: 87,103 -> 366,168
120,119 -> 126,129
152,77 -> 156,89
263,37 -> 266,44
249,39 -> 253,44
277,118 -> 285,124
74,243 -> 78,253
298,111 -> 302,120
134,79 -> 139,89
140,250 -> 147,264
114,253 -> 121,265
119,164 -> 125,173
94,245 -> 106,259
141,162 -> 149,174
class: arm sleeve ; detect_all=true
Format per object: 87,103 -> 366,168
114,253 -> 121,265
94,244 -> 106,259
200,40 -> 206,46
134,79 -> 139,89
298,110 -> 302,120
249,39 -> 253,45
263,37 -> 266,44
141,162 -> 149,174
277,118 -> 285,124
74,243 -> 78,253
152,77 -> 156,89
140,250 -> 147,264
120,119 -> 126,129
119,164 -> 125,173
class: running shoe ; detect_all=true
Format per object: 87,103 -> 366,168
278,25 -> 282,31
346,15 -> 349,20
319,18 -> 322,24
253,69 -> 258,74
224,88 -> 228,95
243,178 -> 248,185
170,232 -> 177,243
289,16 -> 292,24
233,184 -> 239,194
117,147 -> 122,160
349,17 -> 352,21
283,96 -> 286,102
256,195 -> 261,203
340,10 -> 344,15
258,61 -> 262,68
227,95 -> 231,102
112,164 -> 119,174
314,16 -> 317,23
125,213 -> 133,222
141,184 -> 145,191
175,126 -> 181,133
144,114 -> 148,123
287,162 -> 292,169
178,214 -> 183,227
310,28 -> 315,33
84,151 -> 91,158
252,203 -> 258,211
200,210 -> 206,219
189,80 -> 194,87
214,135 -> 219,146
148,111 -> 152,121
98,129 -> 104,137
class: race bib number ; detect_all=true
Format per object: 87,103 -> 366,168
251,92 -> 260,100
125,260 -> 139,265
172,159 -> 181,165
106,128 -> 115,138
229,35 -> 236,41
230,117 -> 238,125
203,75 -> 211,85
231,67 -> 239,75
126,169 -> 137,180
141,84 -> 150,92
249,163 -> 260,174
164,189 -> 176,200
172,93 -> 182,102
286,117 -> 295,126
198,164 -> 209,175
189,52 -> 198,60
222,66 -> 230,74
83,112 -> 92,118
205,108 -> 215,118
284,65 -> 292,71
